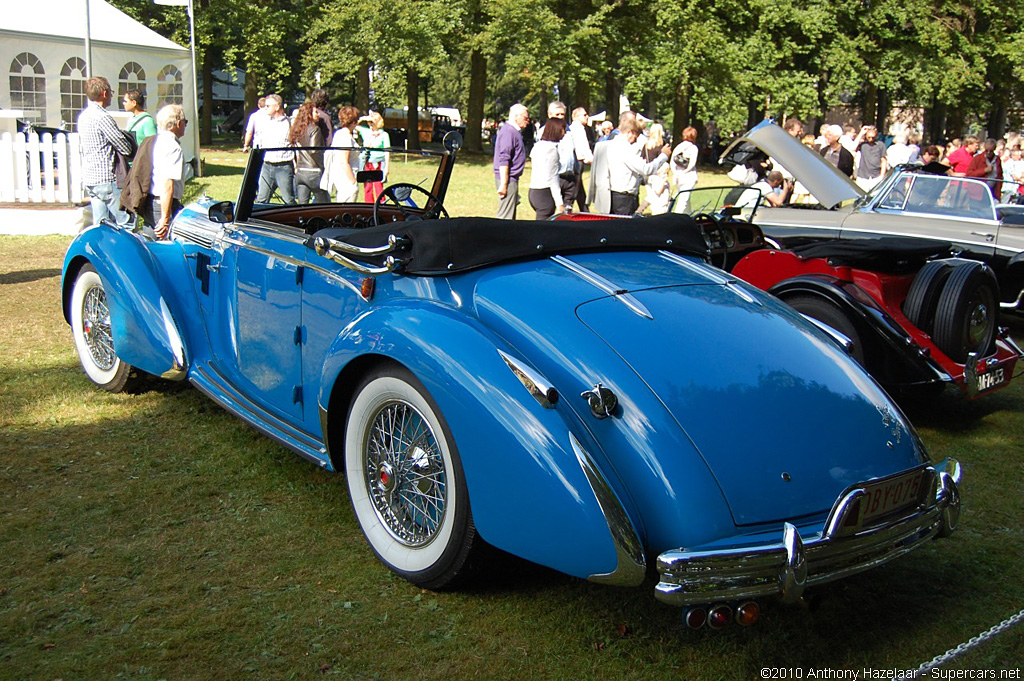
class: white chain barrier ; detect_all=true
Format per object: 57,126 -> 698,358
901,607 -> 1024,678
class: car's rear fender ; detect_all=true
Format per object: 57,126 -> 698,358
769,275 -> 946,386
62,225 -> 190,380
316,303 -> 643,584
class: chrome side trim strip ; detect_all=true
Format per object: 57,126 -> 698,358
801,314 -> 855,354
658,250 -> 759,305
498,350 -> 558,408
157,298 -> 187,380
551,255 -> 653,319
569,433 -> 646,586
190,364 -> 329,468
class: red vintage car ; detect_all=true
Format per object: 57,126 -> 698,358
556,207 -> 1020,398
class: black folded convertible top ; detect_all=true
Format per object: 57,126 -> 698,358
319,213 -> 708,276
790,237 -> 953,273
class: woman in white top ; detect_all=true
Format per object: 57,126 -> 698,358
321,105 -> 361,203
528,117 -> 567,220
671,126 -> 699,192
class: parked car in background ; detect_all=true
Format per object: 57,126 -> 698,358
61,134 -> 962,627
657,122 -> 1022,398
718,121 -> 1024,314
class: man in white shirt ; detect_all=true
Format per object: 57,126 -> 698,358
736,171 -> 793,209
148,104 -> 188,239
567,107 -> 594,211
605,118 -> 670,215
254,94 -> 295,204
242,96 -> 266,151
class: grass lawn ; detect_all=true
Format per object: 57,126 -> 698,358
1,151 -> 1022,679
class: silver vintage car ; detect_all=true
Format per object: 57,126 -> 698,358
719,121 -> 1024,313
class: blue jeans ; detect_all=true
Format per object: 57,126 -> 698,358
86,181 -> 129,227
257,162 -> 296,204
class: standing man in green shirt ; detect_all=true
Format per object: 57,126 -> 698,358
123,89 -> 157,145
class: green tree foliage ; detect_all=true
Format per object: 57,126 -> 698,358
115,0 -> 1023,143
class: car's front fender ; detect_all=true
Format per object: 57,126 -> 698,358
62,224 -> 189,380
317,302 -> 643,584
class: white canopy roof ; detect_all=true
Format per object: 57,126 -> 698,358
3,0 -> 187,53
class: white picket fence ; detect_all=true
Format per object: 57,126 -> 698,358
0,131 -> 84,204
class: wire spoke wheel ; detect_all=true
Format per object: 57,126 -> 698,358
345,366 -> 479,589
365,400 -> 447,546
70,264 -> 137,392
82,284 -> 116,370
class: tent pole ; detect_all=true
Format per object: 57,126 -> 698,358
84,0 -> 93,77
188,0 -> 201,176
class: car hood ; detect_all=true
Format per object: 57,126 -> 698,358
471,252 -> 924,528
721,120 -> 864,209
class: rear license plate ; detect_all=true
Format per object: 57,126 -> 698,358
858,469 -> 928,525
977,367 -> 1006,393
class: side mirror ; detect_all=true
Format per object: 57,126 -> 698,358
209,200 -> 234,224
356,169 -> 384,183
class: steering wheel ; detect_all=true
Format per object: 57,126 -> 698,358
692,212 -> 731,270
372,183 -> 450,226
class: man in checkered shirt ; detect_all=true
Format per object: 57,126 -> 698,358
78,76 -> 132,226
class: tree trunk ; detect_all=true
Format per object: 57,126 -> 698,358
875,89 -> 889,131
539,89 -> 549,122
672,81 -> 689,144
465,50 -> 486,153
604,72 -> 619,123
356,60 -> 371,113
574,78 -> 590,114
406,69 -> 421,150
200,51 -> 214,145
646,90 -> 657,120
244,69 -> 258,119
862,84 -> 877,128
987,104 -> 1007,140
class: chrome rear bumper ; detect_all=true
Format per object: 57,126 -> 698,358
655,459 -> 961,607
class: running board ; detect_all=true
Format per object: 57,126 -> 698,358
190,363 -> 332,470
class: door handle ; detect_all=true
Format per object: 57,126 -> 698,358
970,231 -> 995,242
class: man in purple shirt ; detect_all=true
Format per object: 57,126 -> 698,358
494,103 -> 529,219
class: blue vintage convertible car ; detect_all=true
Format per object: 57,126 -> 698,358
61,139 -> 962,627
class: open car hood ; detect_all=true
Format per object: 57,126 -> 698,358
720,120 -> 864,209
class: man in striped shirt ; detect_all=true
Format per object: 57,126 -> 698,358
78,76 -> 132,226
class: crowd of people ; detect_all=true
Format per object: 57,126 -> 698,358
242,90 -> 391,209
493,104 -> 1024,220
494,102 -> 712,220
751,121 -> 1024,205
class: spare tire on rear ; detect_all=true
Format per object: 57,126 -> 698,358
932,261 -> 999,363
902,259 -> 955,333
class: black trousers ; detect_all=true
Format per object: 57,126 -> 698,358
610,190 -> 638,216
529,188 -> 558,220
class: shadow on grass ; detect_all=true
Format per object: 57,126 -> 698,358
0,268 -> 62,285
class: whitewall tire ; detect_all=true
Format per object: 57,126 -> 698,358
70,264 -> 136,392
344,366 -> 477,589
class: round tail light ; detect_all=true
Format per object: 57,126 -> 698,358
708,604 -> 733,629
736,601 -> 760,627
683,606 -> 707,629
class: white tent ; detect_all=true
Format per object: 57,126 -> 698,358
1,0 -> 198,162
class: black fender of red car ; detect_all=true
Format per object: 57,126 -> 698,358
767,275 -> 950,388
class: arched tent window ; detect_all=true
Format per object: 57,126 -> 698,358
60,57 -> 88,131
9,52 -> 47,123
118,62 -> 147,110
157,65 -> 183,107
